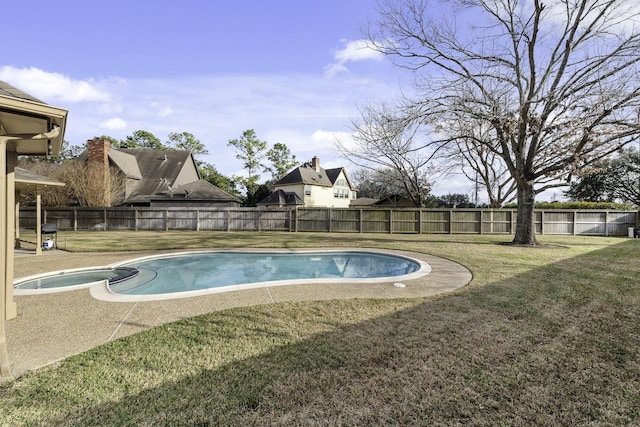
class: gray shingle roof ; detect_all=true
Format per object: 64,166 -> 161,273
108,149 -> 142,180
275,163 -> 333,187
159,179 -> 240,202
115,149 -> 195,201
0,80 -> 44,103
257,189 -> 304,206
78,146 -> 238,203
15,167 -> 65,187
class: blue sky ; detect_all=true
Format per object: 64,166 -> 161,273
1,0 -> 475,197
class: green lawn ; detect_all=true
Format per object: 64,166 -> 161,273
2,232 -> 639,425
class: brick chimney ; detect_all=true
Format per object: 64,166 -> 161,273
87,138 -> 111,206
311,156 -> 320,172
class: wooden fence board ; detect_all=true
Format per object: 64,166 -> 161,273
18,207 -> 638,237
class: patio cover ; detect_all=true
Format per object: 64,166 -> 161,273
1,80 -> 67,376
15,167 -> 66,255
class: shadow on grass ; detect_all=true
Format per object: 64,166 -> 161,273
3,240 -> 639,426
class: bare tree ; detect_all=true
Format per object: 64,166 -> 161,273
441,118 -> 517,207
368,0 -> 640,244
18,160 -> 125,207
610,147 -> 640,207
337,102 -> 441,207
63,162 -> 126,207
351,166 -> 433,203
17,160 -> 70,207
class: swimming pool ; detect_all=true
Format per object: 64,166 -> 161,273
14,250 -> 431,301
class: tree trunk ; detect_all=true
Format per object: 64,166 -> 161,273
512,180 -> 538,245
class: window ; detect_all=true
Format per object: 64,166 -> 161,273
304,185 -> 311,195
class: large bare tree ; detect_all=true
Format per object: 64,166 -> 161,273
337,102 -> 441,207
368,0 -> 640,244
441,117 -> 517,207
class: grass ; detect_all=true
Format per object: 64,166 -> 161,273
2,231 -> 640,425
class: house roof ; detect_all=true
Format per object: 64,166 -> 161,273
0,80 -> 68,156
107,149 -> 142,180
15,167 -> 65,192
117,149 -> 197,202
350,197 -> 378,207
257,189 -> 304,206
0,81 -> 44,103
79,147 -> 203,203
158,179 -> 240,202
117,148 -> 194,183
275,163 -> 334,187
325,167 -> 355,188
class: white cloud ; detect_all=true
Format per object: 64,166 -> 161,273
335,39 -> 384,63
100,117 -> 127,130
3,65 -> 418,186
325,39 -> 384,77
0,66 -> 111,103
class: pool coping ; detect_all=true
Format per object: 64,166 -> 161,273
6,248 -> 472,379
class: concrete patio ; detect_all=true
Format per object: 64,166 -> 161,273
5,246 -> 472,379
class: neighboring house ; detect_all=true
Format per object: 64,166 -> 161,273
350,196 -> 417,208
81,139 -> 240,208
258,156 -> 357,208
374,195 -> 416,208
350,197 -> 379,208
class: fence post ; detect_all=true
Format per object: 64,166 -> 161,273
389,209 -> 393,234
511,210 -> 515,234
605,210 -> 609,237
479,209 -> 484,235
196,209 -> 200,232
134,209 -> 138,231
74,208 -> 78,231
573,210 -> 577,236
257,209 -> 261,232
359,209 -> 363,233
449,209 -> 453,234
164,209 -> 168,231
292,208 -> 296,232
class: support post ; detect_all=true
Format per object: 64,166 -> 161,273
14,193 -> 20,249
0,142 -> 17,375
36,192 -> 42,255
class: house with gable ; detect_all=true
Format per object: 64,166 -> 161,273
258,156 -> 357,208
81,138 -> 240,208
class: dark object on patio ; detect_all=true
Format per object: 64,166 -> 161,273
41,223 -> 58,249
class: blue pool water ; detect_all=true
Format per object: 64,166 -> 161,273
113,251 -> 421,295
14,251 -> 426,298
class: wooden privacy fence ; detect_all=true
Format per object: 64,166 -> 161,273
18,207 -> 639,236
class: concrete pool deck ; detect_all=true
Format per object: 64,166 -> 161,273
5,247 -> 472,379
